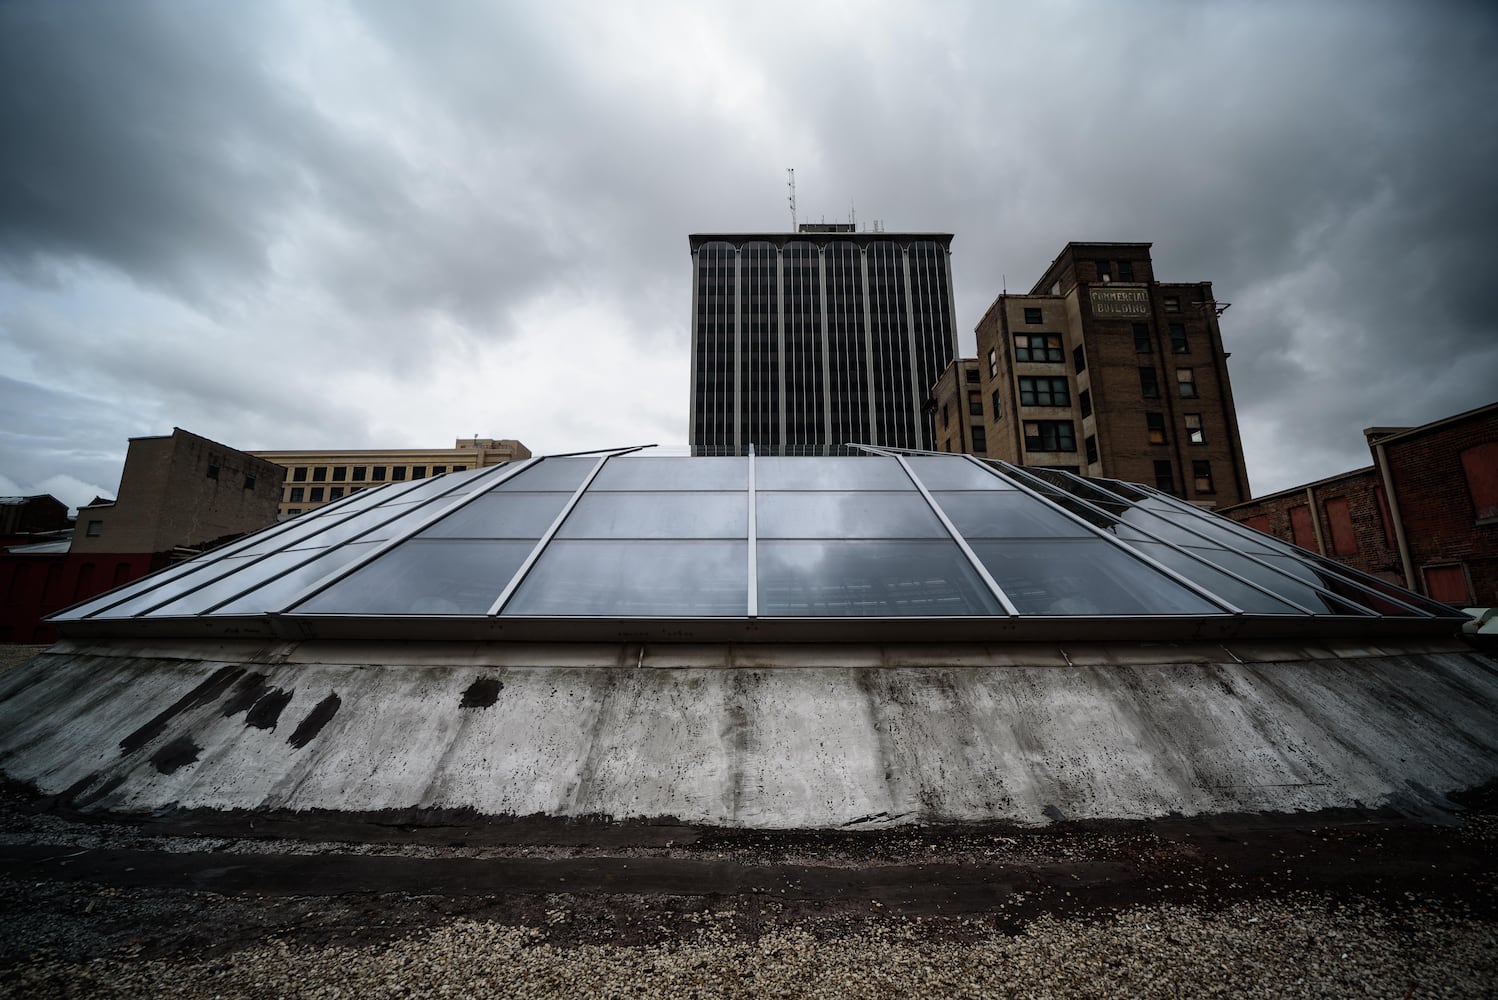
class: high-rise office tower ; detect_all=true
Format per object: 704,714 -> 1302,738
689,225 -> 959,453
967,242 -> 1251,505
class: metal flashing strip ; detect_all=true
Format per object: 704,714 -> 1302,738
890,452 -> 1019,616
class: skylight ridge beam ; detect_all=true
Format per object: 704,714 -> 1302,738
273,459 -> 539,616
892,453 -> 1019,617
1030,467 -> 1323,615
978,458 -> 1244,615
486,454 -> 613,617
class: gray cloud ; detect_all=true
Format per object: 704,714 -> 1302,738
0,0 -> 1495,501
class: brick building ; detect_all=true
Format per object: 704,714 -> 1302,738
1221,401 -> 1498,606
930,359 -> 989,457
957,242 -> 1250,505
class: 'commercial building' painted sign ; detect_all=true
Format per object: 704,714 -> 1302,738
1090,286 -> 1151,318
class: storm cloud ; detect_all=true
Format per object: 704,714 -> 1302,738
2,0 -> 1495,510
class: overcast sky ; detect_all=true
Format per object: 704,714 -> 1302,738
2,0 -> 1495,511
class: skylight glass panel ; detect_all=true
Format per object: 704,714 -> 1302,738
757,540 -> 1002,617
502,540 -> 747,616
419,493 -> 575,539
153,544 -> 382,616
905,456 -> 1013,490
756,492 -> 946,538
90,554 -> 272,618
968,539 -> 1221,615
492,458 -> 595,492
1180,547 -> 1356,614
285,501 -> 431,549
591,457 -> 746,491
56,558 -> 222,620
214,544 -> 384,614
295,540 -> 537,615
559,492 -> 747,539
929,491 -> 1093,539
1130,542 -> 1304,614
755,456 -> 912,490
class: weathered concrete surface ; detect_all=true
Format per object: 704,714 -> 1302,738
0,640 -> 1494,828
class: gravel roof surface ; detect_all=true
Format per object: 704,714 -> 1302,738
2,782 -> 1496,998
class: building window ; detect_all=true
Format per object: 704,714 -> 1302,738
1153,460 -> 1175,494
1024,307 -> 1043,324
1289,504 -> 1317,550
1192,460 -> 1215,495
1176,368 -> 1197,398
964,368 -> 979,384
1147,413 -> 1167,444
1460,442 -> 1498,521
352,466 -> 367,481
1019,376 -> 1070,407
1133,323 -> 1151,353
1085,435 -> 1098,464
330,487 -> 344,500
1325,497 -> 1356,554
293,467 -> 308,482
310,487 -> 325,502
1014,333 -> 1063,362
288,509 -> 302,516
1139,367 -> 1160,399
1079,389 -> 1092,418
243,475 -> 256,490
1169,324 -> 1189,354
372,467 -> 387,482
290,487 -> 305,503
1095,260 -> 1112,282
433,466 -> 447,475
991,391 -> 1002,419
1422,564 -> 1472,604
942,404 -> 950,428
392,467 -> 407,481
86,520 -> 102,537
1165,296 -> 1180,313
413,466 -> 428,478
971,426 -> 987,452
206,464 -> 219,480
1185,414 -> 1205,444
988,349 -> 999,378
1023,420 -> 1076,452
1072,345 -> 1086,374
1117,260 -> 1134,282
332,467 -> 347,482
313,467 -> 328,482
967,391 -> 983,417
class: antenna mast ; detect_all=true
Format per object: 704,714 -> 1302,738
787,168 -> 797,230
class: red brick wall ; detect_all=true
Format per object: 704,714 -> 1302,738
0,551 -> 162,644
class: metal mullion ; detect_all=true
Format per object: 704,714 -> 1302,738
892,454 -> 1019,617
486,454 -> 612,616
747,444 -> 758,617
1083,476 -> 1385,617
270,459 -> 539,614
1007,466 -> 1322,616
975,458 -> 1243,615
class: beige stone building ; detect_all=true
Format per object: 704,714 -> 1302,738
952,242 -> 1250,506
930,359 -> 989,457
72,428 -> 286,554
251,438 -> 531,518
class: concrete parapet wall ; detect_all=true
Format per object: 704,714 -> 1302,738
0,641 -> 1494,828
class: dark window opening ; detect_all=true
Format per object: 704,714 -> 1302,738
313,467 -> 328,482
971,426 -> 987,452
290,487 -> 305,503
1023,307 -> 1043,324
1096,260 -> 1112,282
1185,414 -> 1205,444
964,369 -> 979,384
1085,435 -> 1098,464
1079,389 -> 1092,418
1117,260 -> 1135,282
372,467 -> 387,482
1014,333 -> 1064,363
1165,296 -> 1181,313
968,391 -> 983,417
310,487 -> 325,502
243,475 -> 256,490
332,467 -> 347,482
1073,345 -> 1086,374
1153,460 -> 1175,495
1193,460 -> 1215,495
392,467 -> 407,481
1177,368 -> 1197,398
293,467 -> 308,482
1139,367 -> 1160,399
1023,420 -> 1076,452
991,390 -> 1002,419
433,466 -> 447,475
330,487 -> 344,500
1019,376 -> 1070,407
1147,413 -> 1167,444
86,520 -> 102,537
206,464 -> 219,480
1133,323 -> 1151,353
1169,324 -> 1189,354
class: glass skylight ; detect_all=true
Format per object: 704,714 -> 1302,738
47,449 -> 1468,642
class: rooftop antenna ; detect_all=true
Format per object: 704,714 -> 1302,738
850,202 -> 856,228
1002,274 -> 1007,294
786,168 -> 797,230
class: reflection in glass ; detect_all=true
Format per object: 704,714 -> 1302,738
757,492 -> 945,538
755,457 -> 912,491
504,540 -> 747,616
1131,542 -> 1303,614
295,540 -> 536,615
287,502 -> 428,549
905,457 -> 1012,491
1182,547 -> 1352,613
592,457 -> 747,491
191,544 -> 382,615
969,540 -> 1221,615
93,555 -> 273,618
757,540 -> 1001,617
492,458 -> 596,492
420,493 -> 574,539
930,491 -> 1093,539
150,547 -> 381,616
64,558 -> 222,619
560,493 -> 747,539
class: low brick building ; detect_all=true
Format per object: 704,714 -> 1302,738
930,359 -> 989,456
1221,401 -> 1498,606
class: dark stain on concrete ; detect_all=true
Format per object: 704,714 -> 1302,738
221,673 -> 270,717
119,665 -> 244,756
460,677 -> 503,709
150,736 -> 201,775
245,689 -> 294,730
287,693 -> 341,750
